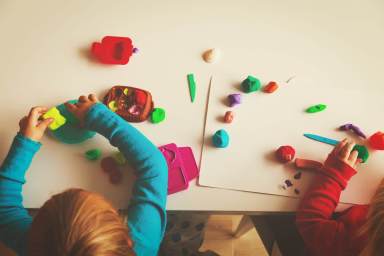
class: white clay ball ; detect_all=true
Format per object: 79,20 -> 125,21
203,48 -> 221,63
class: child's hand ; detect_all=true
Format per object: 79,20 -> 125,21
325,138 -> 361,169
19,107 -> 53,142
64,94 -> 99,124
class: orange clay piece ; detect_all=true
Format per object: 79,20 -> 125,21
295,158 -> 323,171
224,111 -> 234,123
263,81 -> 279,93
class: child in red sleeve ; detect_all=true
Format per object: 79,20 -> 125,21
296,138 -> 384,256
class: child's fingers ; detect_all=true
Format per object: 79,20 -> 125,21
88,94 -> 98,102
65,102 -> 78,113
37,118 -> 54,130
79,95 -> 88,103
332,138 -> 348,155
340,141 -> 356,159
28,106 -> 47,118
348,150 -> 359,165
28,107 -> 48,126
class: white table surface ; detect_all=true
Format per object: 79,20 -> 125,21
2,0 -> 380,212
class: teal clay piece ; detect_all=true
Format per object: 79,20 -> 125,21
353,145 -> 369,163
50,100 -> 96,144
241,75 -> 261,93
212,129 -> 229,148
306,104 -> 327,113
85,149 -> 102,161
151,108 -> 166,124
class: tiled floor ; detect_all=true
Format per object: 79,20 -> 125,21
0,215 -> 269,256
200,215 -> 268,256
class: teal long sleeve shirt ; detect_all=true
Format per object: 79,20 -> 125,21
0,103 -> 168,256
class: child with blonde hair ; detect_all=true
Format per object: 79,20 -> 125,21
0,94 -> 168,256
297,138 -> 384,255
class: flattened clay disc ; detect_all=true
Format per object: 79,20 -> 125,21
50,100 -> 96,144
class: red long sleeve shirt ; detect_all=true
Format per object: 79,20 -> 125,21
296,155 -> 369,256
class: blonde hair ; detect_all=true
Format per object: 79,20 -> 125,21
360,179 -> 384,256
27,188 -> 134,256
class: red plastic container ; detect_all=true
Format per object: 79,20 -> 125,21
91,36 -> 133,65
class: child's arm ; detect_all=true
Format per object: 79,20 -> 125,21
0,107 -> 52,254
66,95 -> 168,255
296,139 -> 360,256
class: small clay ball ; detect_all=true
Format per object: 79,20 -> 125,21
275,145 -> 296,163
202,48 -> 221,63
224,111 -> 234,123
369,131 -> 384,150
227,94 -> 242,107
212,129 -> 229,148
151,108 -> 166,124
353,145 -> 369,163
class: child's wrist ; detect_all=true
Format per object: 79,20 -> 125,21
322,154 -> 357,189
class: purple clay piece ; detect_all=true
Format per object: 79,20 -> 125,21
284,179 -> 293,187
294,188 -> 300,195
339,123 -> 353,131
294,172 -> 302,180
133,47 -> 139,54
339,123 -> 367,139
227,94 -> 242,107
351,125 -> 367,139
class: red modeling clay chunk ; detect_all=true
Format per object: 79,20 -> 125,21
275,145 -> 295,163
263,81 -> 279,93
91,36 -> 133,65
369,131 -> 384,150
295,158 -> 323,170
100,157 -> 118,174
135,90 -> 147,106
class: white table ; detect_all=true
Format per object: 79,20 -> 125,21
2,0 -> 378,213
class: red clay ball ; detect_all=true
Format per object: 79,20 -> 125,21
275,145 -> 296,163
369,131 -> 384,150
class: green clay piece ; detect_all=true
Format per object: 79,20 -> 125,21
50,100 -> 96,144
212,129 -> 229,148
85,149 -> 102,161
108,100 -> 118,112
123,88 -> 129,95
353,145 -> 369,163
151,108 -> 166,124
113,151 -> 127,165
241,75 -> 261,93
43,107 -> 66,130
306,104 -> 327,113
187,73 -> 196,102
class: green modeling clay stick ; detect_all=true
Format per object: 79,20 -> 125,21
187,73 -> 196,103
